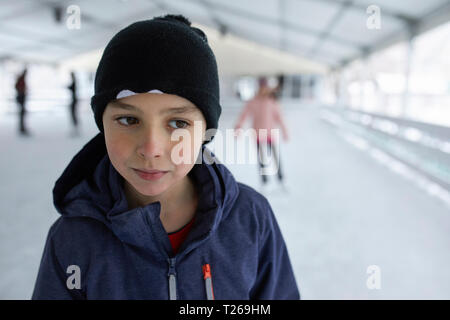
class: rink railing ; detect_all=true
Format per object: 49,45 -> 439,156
320,106 -> 450,191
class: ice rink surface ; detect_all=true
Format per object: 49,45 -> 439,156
1,100 -> 449,299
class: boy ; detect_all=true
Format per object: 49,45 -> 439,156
32,14 -> 299,300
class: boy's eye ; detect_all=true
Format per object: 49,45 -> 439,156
116,116 -> 139,126
168,119 -> 189,129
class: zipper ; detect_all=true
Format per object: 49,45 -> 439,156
168,258 -> 177,300
202,263 -> 215,300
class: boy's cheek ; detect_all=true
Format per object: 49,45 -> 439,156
104,127 -> 133,152
169,142 -> 202,166
105,137 -> 132,169
172,163 -> 195,179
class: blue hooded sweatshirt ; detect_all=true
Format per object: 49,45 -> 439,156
32,133 -> 300,300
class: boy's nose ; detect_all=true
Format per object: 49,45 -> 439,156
137,128 -> 165,159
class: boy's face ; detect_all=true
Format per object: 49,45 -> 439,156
102,92 -> 206,198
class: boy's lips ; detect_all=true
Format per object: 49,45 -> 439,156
132,168 -> 168,181
135,168 -> 168,174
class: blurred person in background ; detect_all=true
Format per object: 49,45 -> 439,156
67,71 -> 80,136
271,74 -> 284,100
234,76 -> 289,193
15,67 -> 29,136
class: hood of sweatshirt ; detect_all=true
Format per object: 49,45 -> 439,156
52,133 -> 240,256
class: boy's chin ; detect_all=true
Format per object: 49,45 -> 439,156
132,181 -> 170,198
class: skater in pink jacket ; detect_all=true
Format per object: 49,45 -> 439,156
234,77 -> 289,190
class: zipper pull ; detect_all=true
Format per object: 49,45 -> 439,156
202,264 -> 215,300
168,258 -> 177,300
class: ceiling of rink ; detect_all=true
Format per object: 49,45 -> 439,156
0,0 -> 449,74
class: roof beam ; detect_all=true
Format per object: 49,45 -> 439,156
279,0 -> 287,50
192,0 -> 363,50
308,0 -> 353,56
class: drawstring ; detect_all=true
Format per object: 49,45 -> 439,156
202,264 -> 215,300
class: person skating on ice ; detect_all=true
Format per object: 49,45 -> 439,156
15,67 -> 29,136
234,77 -> 290,194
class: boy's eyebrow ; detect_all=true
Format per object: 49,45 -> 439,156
109,101 -> 142,112
160,105 -> 198,115
110,101 -> 198,115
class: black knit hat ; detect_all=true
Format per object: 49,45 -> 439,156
91,14 -> 221,143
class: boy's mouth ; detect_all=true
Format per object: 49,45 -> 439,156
133,168 -> 168,181
135,168 -> 168,174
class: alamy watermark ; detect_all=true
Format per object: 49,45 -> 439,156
366,265 -> 381,290
66,265 -> 81,290
169,121 -> 282,176
366,5 -> 381,30
66,5 -> 81,30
